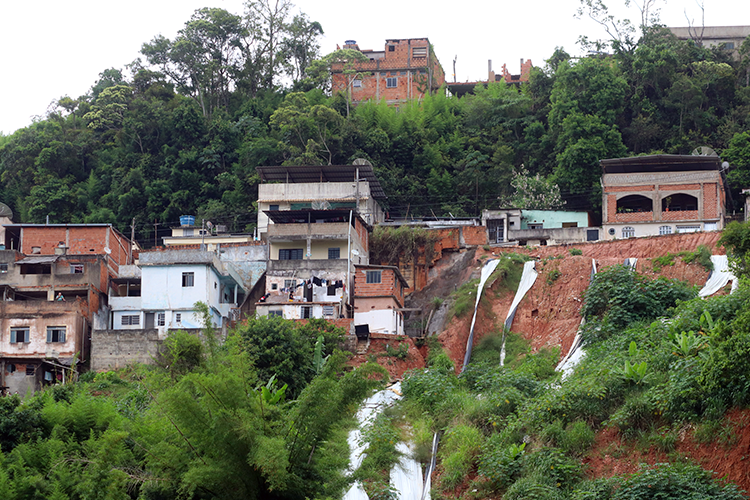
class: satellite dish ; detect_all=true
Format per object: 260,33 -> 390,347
352,158 -> 372,166
206,221 -> 214,230
311,200 -> 331,210
722,161 -> 730,170
691,146 -> 717,156
103,247 -> 112,255
0,202 -> 12,219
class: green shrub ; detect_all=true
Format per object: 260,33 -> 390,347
524,447 -> 583,489
679,244 -> 713,272
569,248 -> 583,256
438,424 -> 483,489
160,330 -> 203,376
356,412 -> 401,482
546,268 -> 562,285
384,342 -> 409,360
504,472 -> 565,499
651,253 -> 676,272
561,421 -> 596,456
613,463 -> 745,499
448,279 -> 479,319
478,435 -> 526,488
581,265 -> 696,332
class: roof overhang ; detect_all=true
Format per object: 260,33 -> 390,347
15,256 -> 59,265
257,165 -> 386,200
601,154 -> 721,174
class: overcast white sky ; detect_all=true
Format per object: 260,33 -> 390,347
0,0 -> 747,135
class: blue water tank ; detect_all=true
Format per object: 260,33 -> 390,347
179,215 -> 196,227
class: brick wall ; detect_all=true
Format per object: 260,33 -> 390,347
615,212 -> 654,222
662,210 -> 699,221
331,38 -> 444,103
462,226 -> 488,246
355,219 -> 369,254
355,268 -> 399,300
664,183 -> 701,191
703,183 -> 718,219
606,195 -> 617,223
606,185 -> 655,192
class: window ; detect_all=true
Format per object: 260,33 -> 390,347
323,305 -> 334,316
214,282 -> 217,289
388,45 -> 395,51
184,228 -> 194,237
269,204 -> 279,211
676,225 -> 701,233
182,272 -> 194,287
327,285 -> 337,296
0,263 -> 7,273
70,264 -> 84,274
46,327 -> 66,343
528,223 -> 543,229
268,310 -> 282,317
25,365 -> 35,376
175,313 -> 182,323
386,77 -> 397,88
622,227 -> 635,238
724,42 -> 735,50
366,270 -> 382,284
157,312 -> 165,327
284,279 -> 295,289
31,246 -> 41,254
271,283 -> 278,290
279,249 -> 303,260
10,327 -> 30,344
121,315 -> 140,326
659,225 -> 672,235
328,247 -> 340,259
301,306 -> 312,319
352,79 -> 362,88
412,46 -> 427,57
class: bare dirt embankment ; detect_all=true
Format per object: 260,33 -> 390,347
585,408 -> 750,492
348,231 -> 724,379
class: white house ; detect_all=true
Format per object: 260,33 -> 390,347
108,250 -> 245,335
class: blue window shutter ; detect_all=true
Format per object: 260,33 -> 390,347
60,330 -> 66,343
24,330 -> 30,343
47,329 -> 52,343
10,330 -> 16,343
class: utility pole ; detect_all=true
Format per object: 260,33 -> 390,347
129,218 -> 135,265
153,220 -> 160,248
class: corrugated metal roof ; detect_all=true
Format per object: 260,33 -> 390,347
257,165 -> 387,199
601,154 -> 721,174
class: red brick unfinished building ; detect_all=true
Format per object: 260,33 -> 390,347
331,38 -> 445,104
601,155 -> 727,240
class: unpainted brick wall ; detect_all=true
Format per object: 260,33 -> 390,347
462,226 -> 488,246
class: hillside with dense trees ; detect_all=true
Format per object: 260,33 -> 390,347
1,2 -> 749,246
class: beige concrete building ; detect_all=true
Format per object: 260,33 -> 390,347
669,26 -> 750,59
256,164 -> 386,236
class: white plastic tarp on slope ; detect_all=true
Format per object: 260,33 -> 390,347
500,260 -> 538,366
556,259 -> 597,378
344,382 -> 427,500
461,259 -> 501,371
699,255 -> 738,297
504,261 -> 539,331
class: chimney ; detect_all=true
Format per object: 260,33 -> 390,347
488,59 -> 495,82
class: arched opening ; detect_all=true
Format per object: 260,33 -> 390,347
662,193 -> 697,212
617,195 -> 652,213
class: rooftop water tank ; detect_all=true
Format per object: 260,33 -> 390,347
179,215 -> 196,227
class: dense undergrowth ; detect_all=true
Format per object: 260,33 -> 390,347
0,317 -> 388,500
401,261 -> 750,499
